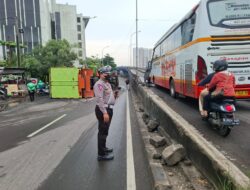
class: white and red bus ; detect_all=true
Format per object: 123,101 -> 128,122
149,0 -> 250,99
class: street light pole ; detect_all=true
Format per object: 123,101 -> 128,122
136,0 -> 138,77
15,17 -> 21,68
101,45 -> 109,66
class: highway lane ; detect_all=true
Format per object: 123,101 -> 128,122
38,90 -> 153,190
0,96 -> 93,152
150,85 -> 250,176
0,83 -> 153,190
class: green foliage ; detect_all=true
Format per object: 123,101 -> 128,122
33,39 -> 77,68
0,60 -> 6,67
5,51 -> 17,67
102,54 -> 117,68
81,54 -> 116,76
82,56 -> 101,75
21,55 -> 42,78
1,39 -> 117,80
22,39 -> 77,80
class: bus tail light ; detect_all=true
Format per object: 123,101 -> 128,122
196,56 -> 207,83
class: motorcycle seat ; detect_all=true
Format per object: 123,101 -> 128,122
210,102 -> 221,111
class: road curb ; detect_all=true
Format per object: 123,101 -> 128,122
134,83 -> 250,190
131,93 -> 172,190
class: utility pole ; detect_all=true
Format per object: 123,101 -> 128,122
136,0 -> 138,78
15,17 -> 21,68
130,30 -> 141,67
101,45 -> 109,66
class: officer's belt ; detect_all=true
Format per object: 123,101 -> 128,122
104,104 -> 114,109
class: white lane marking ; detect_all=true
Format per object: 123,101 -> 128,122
126,92 -> 136,190
27,114 -> 67,138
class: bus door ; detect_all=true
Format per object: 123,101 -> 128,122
179,63 -> 185,95
184,60 -> 194,97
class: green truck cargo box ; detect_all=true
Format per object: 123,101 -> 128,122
50,68 -> 80,98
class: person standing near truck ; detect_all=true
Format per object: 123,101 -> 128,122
27,81 -> 36,102
94,66 -> 118,161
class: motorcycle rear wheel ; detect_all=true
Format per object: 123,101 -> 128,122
218,125 -> 231,137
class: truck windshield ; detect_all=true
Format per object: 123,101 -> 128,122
207,0 -> 250,28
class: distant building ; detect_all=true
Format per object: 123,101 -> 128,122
133,48 -> 153,68
76,14 -> 89,61
0,0 -> 89,67
0,0 -> 51,57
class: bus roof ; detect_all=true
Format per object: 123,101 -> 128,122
154,2 -> 200,49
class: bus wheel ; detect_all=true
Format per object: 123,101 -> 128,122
170,80 -> 177,98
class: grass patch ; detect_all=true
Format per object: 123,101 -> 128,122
246,170 -> 250,178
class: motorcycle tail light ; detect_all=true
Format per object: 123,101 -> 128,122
225,105 -> 234,112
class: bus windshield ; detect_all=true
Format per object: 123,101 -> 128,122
207,0 -> 250,28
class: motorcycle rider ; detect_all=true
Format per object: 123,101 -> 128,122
27,81 -> 36,102
202,60 -> 236,117
198,72 -> 215,117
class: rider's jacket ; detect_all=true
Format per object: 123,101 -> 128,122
208,71 -> 235,97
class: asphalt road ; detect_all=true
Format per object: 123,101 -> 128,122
150,85 -> 250,176
0,82 -> 153,190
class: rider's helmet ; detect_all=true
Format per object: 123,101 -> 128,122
213,59 -> 228,72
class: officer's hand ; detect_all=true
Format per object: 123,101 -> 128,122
103,113 -> 110,123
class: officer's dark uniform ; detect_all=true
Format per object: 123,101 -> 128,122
94,66 -> 116,161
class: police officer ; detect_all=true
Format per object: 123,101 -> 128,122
94,66 -> 117,161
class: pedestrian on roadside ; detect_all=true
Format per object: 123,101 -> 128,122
94,65 -> 118,161
125,78 -> 130,90
27,81 -> 36,102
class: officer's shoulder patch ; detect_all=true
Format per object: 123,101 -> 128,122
97,84 -> 103,91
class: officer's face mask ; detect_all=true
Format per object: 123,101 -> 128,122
104,74 -> 111,82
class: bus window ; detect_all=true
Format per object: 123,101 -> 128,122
154,45 -> 161,59
207,0 -> 250,28
181,13 -> 196,45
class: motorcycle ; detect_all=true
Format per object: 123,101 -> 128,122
0,87 -> 7,111
207,98 -> 240,137
0,87 -> 7,100
37,88 -> 49,95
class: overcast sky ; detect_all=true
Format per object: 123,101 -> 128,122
56,0 -> 200,66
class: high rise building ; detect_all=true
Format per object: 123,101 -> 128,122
133,48 -> 153,68
0,0 -> 89,67
0,0 -> 51,59
76,14 -> 89,60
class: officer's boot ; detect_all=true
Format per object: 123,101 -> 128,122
98,135 -> 114,161
103,136 -> 113,153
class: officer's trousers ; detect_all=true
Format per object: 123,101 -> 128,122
95,106 -> 113,156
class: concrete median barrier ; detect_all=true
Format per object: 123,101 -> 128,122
133,82 -> 250,190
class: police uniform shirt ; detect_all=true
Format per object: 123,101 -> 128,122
94,79 -> 116,114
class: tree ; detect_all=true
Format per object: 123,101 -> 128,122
102,54 -> 116,68
31,39 -> 77,79
82,56 -> 101,75
21,55 -> 42,78
34,39 -> 77,66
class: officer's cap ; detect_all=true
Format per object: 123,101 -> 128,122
98,65 -> 112,74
